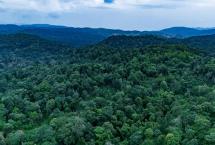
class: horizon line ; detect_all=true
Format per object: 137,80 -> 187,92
0,23 -> 214,32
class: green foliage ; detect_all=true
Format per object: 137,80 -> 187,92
6,130 -> 24,145
165,133 -> 180,145
0,35 -> 214,145
50,116 -> 89,145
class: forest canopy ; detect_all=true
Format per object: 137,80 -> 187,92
0,34 -> 214,145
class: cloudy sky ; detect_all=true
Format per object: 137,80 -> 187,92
0,0 -> 215,30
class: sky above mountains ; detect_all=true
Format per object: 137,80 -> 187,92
0,0 -> 215,30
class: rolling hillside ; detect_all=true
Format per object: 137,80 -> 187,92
100,34 -> 215,55
0,33 -> 71,69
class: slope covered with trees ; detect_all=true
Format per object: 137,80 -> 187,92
0,34 -> 214,145
100,35 -> 215,55
0,33 -> 72,69
183,34 -> 215,55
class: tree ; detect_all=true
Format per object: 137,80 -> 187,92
94,126 -> 113,145
165,133 -> 179,145
145,128 -> 154,139
192,115 -> 211,140
6,130 -> 24,145
129,131 -> 143,145
50,116 -> 89,145
205,128 -> 215,144
3,123 -> 14,135
0,132 -> 6,145
46,99 -> 56,114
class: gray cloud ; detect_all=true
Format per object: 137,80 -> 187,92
0,0 -> 213,13
0,0 -> 215,30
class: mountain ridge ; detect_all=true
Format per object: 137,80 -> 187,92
1,24 -> 215,47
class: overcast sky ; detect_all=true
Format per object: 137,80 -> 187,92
0,0 -> 215,30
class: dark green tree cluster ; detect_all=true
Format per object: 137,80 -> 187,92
0,35 -> 214,145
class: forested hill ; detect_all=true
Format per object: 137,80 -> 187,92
0,33 -> 214,145
0,33 -> 71,68
98,35 -> 215,55
183,34 -> 215,55
0,33 -> 214,62
98,35 -> 174,49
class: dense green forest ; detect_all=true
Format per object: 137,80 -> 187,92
0,33 -> 215,145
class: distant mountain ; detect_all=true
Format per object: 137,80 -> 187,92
21,24 -> 67,29
160,27 -> 202,37
0,25 -> 144,47
20,27 -> 136,47
1,24 -> 215,47
0,24 -> 22,34
160,27 -> 215,38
